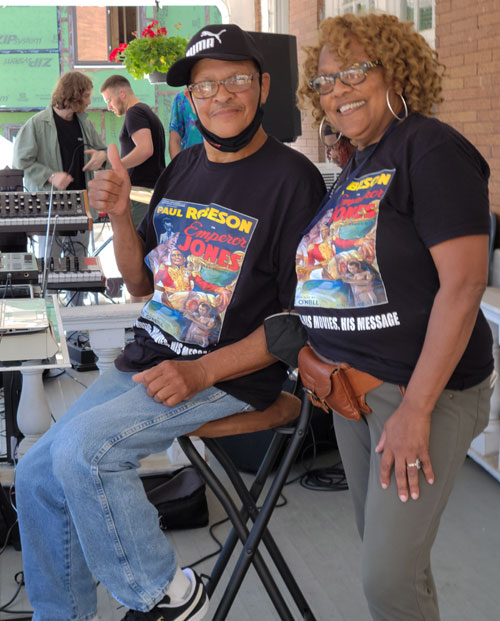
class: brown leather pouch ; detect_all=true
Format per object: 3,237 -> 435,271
298,345 -> 383,421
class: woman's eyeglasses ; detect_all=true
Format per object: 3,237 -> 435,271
309,61 -> 381,95
187,73 -> 258,99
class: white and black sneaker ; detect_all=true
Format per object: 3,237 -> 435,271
121,569 -> 209,621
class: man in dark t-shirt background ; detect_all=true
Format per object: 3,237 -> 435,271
101,74 -> 166,229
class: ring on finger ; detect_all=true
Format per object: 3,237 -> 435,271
407,458 -> 421,470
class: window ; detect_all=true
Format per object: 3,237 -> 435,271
326,0 -> 435,45
405,0 -> 433,32
73,6 -> 138,66
341,0 -> 376,14
4,124 -> 23,141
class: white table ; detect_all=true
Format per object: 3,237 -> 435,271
468,287 -> 500,482
0,295 -> 70,457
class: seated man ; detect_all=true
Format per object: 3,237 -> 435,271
15,24 -> 325,621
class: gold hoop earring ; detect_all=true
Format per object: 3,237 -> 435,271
319,116 -> 342,147
386,88 -> 408,121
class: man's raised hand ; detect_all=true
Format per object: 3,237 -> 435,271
88,143 -> 131,218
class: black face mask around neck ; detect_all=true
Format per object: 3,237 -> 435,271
194,105 -> 264,153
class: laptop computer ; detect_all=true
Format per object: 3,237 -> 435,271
0,298 -> 50,334
0,298 -> 58,361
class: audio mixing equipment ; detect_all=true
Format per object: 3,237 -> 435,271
39,256 -> 106,292
0,252 -> 39,284
0,190 -> 92,234
0,252 -> 105,292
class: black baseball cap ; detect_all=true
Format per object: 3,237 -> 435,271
166,24 -> 264,87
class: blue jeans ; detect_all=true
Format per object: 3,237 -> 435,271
15,367 -> 251,621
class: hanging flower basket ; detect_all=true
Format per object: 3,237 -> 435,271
147,70 -> 169,84
110,21 -> 188,82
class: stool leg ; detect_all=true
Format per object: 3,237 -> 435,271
207,432 -> 316,619
178,436 -> 295,620
212,397 -> 317,621
203,430 -> 286,594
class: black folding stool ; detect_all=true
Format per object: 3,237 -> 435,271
178,390 -> 316,620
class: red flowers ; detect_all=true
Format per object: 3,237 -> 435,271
109,20 -> 169,62
109,42 -> 128,62
141,20 -> 167,38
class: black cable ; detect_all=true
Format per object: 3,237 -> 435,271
185,516 -> 228,572
64,291 -> 78,306
184,413 -> 345,570
100,291 -> 119,304
0,520 -> 18,556
1,275 -> 13,300
0,571 -> 32,615
42,369 -> 65,381
185,488 -> 290,574
76,333 -> 90,347
64,139 -> 105,183
299,460 -> 347,492
65,142 -> 85,181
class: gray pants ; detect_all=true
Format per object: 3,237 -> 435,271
333,376 -> 492,621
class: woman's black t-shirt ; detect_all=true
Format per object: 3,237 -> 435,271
294,113 -> 493,389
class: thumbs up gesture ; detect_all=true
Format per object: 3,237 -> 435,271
88,143 -> 131,218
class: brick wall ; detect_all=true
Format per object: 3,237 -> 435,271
289,0 -> 325,162
287,0 -> 500,220
436,0 -> 500,217
254,0 -> 262,32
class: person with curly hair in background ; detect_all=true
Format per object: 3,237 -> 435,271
295,13 -> 494,620
13,71 -> 107,304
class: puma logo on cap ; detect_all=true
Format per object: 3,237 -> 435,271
187,28 -> 227,56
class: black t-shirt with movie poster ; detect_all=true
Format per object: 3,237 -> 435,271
120,102 -> 166,188
115,136 -> 326,409
294,113 -> 493,390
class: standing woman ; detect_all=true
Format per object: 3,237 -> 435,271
295,13 -> 494,621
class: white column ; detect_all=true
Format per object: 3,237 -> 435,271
60,303 -> 144,373
88,329 -> 125,373
17,365 -> 52,457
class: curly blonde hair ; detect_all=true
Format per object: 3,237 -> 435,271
297,13 -> 444,126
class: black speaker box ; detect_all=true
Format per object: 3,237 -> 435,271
0,232 -> 27,252
2,371 -> 23,464
0,169 -> 27,251
249,31 -> 302,143
0,168 -> 23,192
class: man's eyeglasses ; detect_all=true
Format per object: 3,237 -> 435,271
309,61 -> 381,96
187,73 -> 258,99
